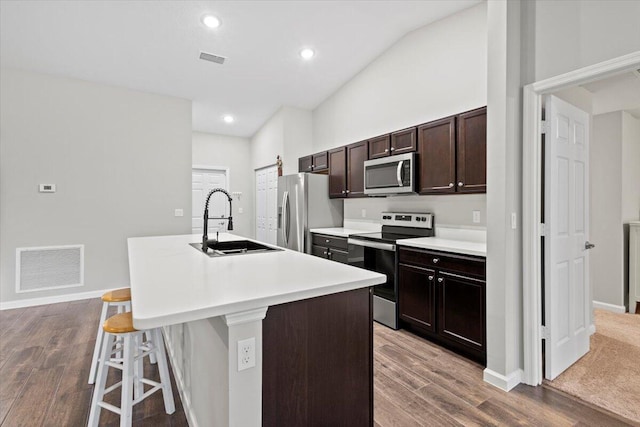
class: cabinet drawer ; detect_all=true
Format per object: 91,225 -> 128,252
311,244 -> 329,259
398,247 -> 485,278
312,234 -> 348,251
329,249 -> 349,264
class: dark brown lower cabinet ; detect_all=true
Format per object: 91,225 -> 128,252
398,247 -> 486,364
262,287 -> 373,427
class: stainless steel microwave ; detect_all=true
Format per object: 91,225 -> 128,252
364,152 -> 416,196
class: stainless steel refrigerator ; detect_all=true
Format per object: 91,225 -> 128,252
277,173 -> 343,253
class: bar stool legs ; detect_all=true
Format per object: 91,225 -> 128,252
88,299 -> 130,384
88,313 -> 175,427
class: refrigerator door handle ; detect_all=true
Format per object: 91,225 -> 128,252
283,191 -> 290,246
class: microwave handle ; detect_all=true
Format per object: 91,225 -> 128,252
397,161 -> 404,186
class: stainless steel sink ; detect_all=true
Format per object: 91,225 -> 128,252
190,240 -> 282,257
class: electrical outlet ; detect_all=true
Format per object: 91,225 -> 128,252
237,337 -> 256,371
472,210 -> 481,223
361,209 -> 366,218
174,209 -> 184,217
238,207 -> 244,214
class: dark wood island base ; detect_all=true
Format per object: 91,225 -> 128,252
262,287 -> 373,427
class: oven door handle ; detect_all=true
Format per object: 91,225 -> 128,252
348,238 -> 396,252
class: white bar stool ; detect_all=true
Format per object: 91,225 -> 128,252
88,288 -> 155,385
88,312 -> 175,427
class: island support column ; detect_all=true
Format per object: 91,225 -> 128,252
223,306 -> 268,427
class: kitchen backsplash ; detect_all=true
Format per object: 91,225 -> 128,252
344,194 -> 487,227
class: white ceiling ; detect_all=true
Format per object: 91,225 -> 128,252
0,0 -> 480,137
581,70 -> 640,118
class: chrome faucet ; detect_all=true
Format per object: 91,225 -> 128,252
202,188 -> 233,252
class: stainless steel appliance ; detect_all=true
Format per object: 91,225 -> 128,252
277,173 -> 343,253
364,152 -> 416,196
348,212 -> 434,329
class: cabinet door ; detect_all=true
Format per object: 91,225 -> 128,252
368,135 -> 391,159
346,141 -> 368,198
437,272 -> 485,353
398,264 -> 436,332
418,117 -> 456,194
312,151 -> 329,171
329,249 -> 349,264
311,244 -> 329,259
328,147 -> 347,198
299,155 -> 313,173
456,107 -> 486,193
391,127 -> 417,155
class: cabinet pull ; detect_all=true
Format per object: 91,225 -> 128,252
323,251 -> 327,255
428,275 -> 434,281
341,190 -> 346,194
458,181 -> 464,187
390,147 -> 395,151
448,183 -> 454,188
325,239 -> 330,243
327,251 -> 332,258
432,258 -> 440,264
437,277 -> 444,283
384,148 -> 389,153
346,190 -> 350,194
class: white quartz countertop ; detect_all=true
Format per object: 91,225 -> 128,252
398,237 -> 486,257
127,234 -> 385,329
309,227 -> 374,238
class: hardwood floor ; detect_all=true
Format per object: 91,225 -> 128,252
0,299 -> 635,426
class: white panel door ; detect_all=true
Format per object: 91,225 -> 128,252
266,167 -> 278,244
544,95 -> 591,380
192,169 -> 228,234
255,165 -> 278,245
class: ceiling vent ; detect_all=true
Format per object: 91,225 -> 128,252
199,52 -> 226,65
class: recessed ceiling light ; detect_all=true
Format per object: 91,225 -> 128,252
223,115 -> 234,123
300,48 -> 315,60
202,15 -> 221,29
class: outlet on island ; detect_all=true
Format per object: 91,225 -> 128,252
237,337 -> 256,371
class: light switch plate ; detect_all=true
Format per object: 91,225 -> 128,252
174,209 -> 184,217
472,210 -> 481,223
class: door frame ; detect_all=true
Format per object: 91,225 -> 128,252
254,164 -> 278,244
522,51 -> 640,386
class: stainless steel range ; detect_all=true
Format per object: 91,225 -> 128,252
348,212 -> 434,329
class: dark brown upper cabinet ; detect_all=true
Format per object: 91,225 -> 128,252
298,151 -> 329,173
367,134 -> 391,159
418,107 -> 486,195
368,128 -> 416,160
418,116 -> 457,194
456,107 -> 486,193
390,127 -> 417,155
328,147 -> 347,198
328,142 -> 368,198
346,141 -> 368,198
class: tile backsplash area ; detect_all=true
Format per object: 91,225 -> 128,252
344,194 -> 487,227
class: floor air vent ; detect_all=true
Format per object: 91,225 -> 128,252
16,245 -> 84,293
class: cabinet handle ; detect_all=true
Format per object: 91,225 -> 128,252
346,190 -> 350,194
323,251 -> 327,255
384,148 -> 389,153
428,275 -> 434,281
390,147 -> 395,151
327,251 -> 332,258
341,190 -> 346,194
458,181 -> 464,187
325,239 -> 330,243
437,277 -> 444,283
432,258 -> 440,264
449,183 -> 454,188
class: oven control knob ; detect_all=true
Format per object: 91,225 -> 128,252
415,217 -> 421,222
421,216 -> 427,222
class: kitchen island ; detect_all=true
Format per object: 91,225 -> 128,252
127,233 -> 385,427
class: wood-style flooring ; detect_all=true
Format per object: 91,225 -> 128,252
0,299 -> 635,426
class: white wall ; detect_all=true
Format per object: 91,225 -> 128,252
622,112 -> 640,223
251,106 -> 312,176
591,112 -> 624,307
533,0 -> 640,82
0,68 -> 192,304
192,132 -> 254,238
312,2 -> 487,226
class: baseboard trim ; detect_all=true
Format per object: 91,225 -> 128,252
589,323 -> 596,335
592,301 -> 626,314
163,327 -> 199,427
483,368 -> 523,392
0,288 -> 120,310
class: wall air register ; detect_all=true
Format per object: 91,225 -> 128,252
16,245 -> 84,293
199,51 -> 226,65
